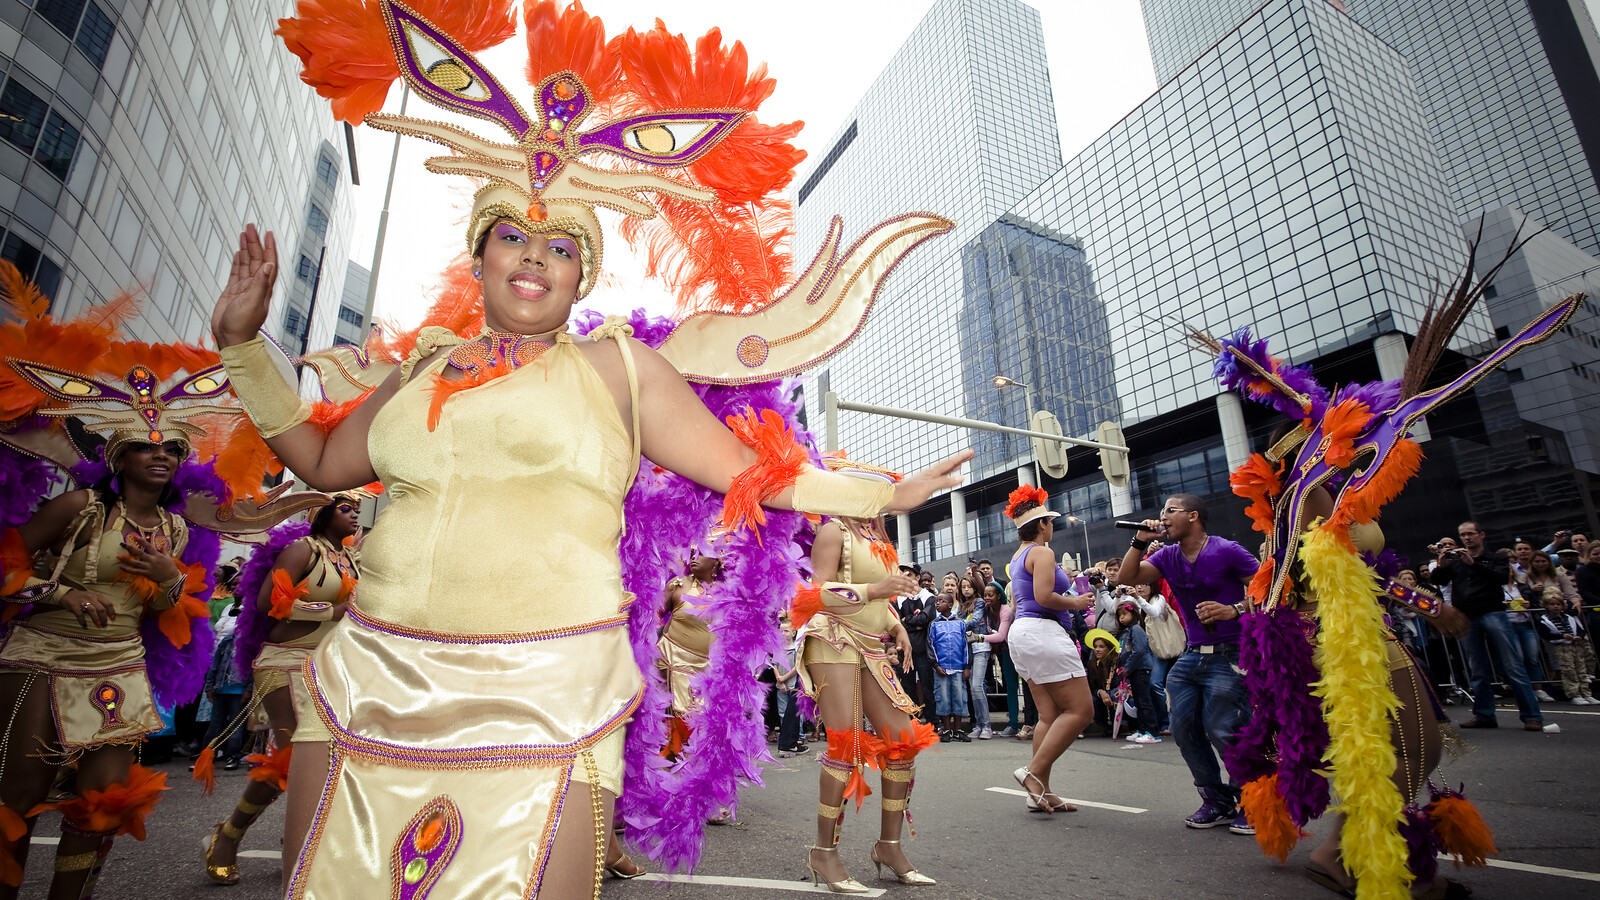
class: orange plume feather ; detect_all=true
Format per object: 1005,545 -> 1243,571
1320,399 -> 1371,468
617,197 -> 793,315
1426,792 -> 1497,868
363,258 -> 484,369
1240,775 -> 1307,864
1248,557 -> 1275,607
425,358 -> 517,431
308,393 -> 374,433
1330,438 -> 1424,533
0,528 -> 32,597
1231,453 -> 1281,534
869,537 -> 899,571
245,745 -> 294,792
790,582 -> 824,629
269,569 -> 310,620
30,763 -> 167,840
1004,485 -> 1049,519
874,722 -> 939,766
0,805 -> 25,886
276,0 -> 518,124
660,716 -> 691,759
720,407 -> 809,538
522,0 -> 625,108
191,747 -> 217,796
0,259 -> 51,321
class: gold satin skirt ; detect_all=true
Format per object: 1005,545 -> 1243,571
656,633 -> 710,718
0,622 -> 161,757
288,606 -> 642,900
252,641 -> 326,741
799,617 -> 915,714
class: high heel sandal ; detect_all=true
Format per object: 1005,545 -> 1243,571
203,822 -> 241,886
1013,766 -> 1052,813
870,839 -> 936,885
604,852 -> 646,880
806,845 -> 869,894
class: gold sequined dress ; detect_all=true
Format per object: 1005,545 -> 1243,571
0,501 -> 180,757
289,329 -> 643,899
798,520 -> 914,712
250,536 -> 351,738
656,579 -> 712,719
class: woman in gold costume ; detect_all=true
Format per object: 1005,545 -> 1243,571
793,457 -> 938,893
658,553 -> 722,759
217,4 -> 961,896
202,492 -> 364,885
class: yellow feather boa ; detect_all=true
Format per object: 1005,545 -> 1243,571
1302,524 -> 1410,900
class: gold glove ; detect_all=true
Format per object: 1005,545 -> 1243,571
290,600 -> 340,622
219,337 -> 311,438
820,583 -> 875,607
792,468 -> 895,520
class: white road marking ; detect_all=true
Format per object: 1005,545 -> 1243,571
1455,856 -> 1600,883
985,786 -> 1147,813
635,873 -> 887,895
240,850 -> 282,859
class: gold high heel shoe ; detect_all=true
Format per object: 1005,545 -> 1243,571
871,839 -> 937,885
806,845 -> 869,894
604,852 -> 646,880
203,822 -> 241,885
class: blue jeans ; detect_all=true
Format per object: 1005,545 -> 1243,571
968,649 -> 992,730
1509,618 -> 1545,683
934,671 -> 967,717
1464,611 -> 1543,724
1149,655 -> 1174,732
1166,645 -> 1252,805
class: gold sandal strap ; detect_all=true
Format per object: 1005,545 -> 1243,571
820,764 -> 850,782
817,801 -> 844,819
881,767 -> 914,783
55,851 -> 99,872
220,820 -> 248,840
880,797 -> 909,812
237,798 -> 271,816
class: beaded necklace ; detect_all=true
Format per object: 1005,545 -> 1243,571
445,329 -> 561,375
117,501 -> 173,554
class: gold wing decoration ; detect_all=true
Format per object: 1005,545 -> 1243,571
185,481 -> 335,544
657,214 -> 953,384
299,331 -> 399,405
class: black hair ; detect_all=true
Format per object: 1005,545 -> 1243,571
1169,493 -> 1207,528
1018,518 -> 1044,542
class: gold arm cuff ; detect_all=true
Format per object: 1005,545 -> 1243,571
289,600 -> 340,622
219,337 -> 312,438
55,851 -> 99,872
880,797 -> 909,812
220,819 -> 248,840
792,468 -> 895,521
6,576 -> 59,604
881,767 -> 914,783
820,583 -> 875,608
817,802 -> 844,819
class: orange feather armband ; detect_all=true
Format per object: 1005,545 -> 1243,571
721,407 -> 809,537
269,569 -> 310,620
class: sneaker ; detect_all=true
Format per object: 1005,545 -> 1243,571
1228,811 -> 1255,835
954,730 -> 972,743
937,729 -> 952,743
997,726 -> 1019,737
1184,800 -> 1234,829
1535,689 -> 1555,702
977,727 -> 992,740
1128,732 -> 1161,744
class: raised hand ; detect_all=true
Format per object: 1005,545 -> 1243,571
886,449 -> 974,515
212,224 -> 278,348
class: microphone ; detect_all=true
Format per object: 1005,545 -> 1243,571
1115,521 -> 1156,532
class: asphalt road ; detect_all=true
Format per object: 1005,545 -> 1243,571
18,704 -> 1600,898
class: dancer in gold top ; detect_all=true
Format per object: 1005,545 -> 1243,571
218,4 -> 960,895
793,457 -> 938,892
201,491 -> 367,885
658,553 -> 722,759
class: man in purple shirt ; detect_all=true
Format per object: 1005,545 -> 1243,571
1118,494 -> 1258,835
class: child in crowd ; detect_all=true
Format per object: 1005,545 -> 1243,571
930,592 -> 971,741
961,578 -> 994,739
1115,601 -> 1161,743
1083,629 -> 1122,737
1536,587 -> 1596,704
773,621 -> 811,754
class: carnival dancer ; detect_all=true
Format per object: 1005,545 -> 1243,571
791,456 -> 937,892
1118,494 -> 1259,834
1185,238 -> 1577,899
658,553 -> 723,761
0,262 -> 323,898
199,490 -> 368,885
1004,486 -> 1094,814
218,3 -> 959,895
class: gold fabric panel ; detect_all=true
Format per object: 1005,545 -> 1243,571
656,607 -> 712,718
0,624 -> 161,751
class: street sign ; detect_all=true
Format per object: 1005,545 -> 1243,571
1098,421 -> 1129,487
1030,410 -> 1068,478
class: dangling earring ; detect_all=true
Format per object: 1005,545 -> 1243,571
472,267 -> 482,280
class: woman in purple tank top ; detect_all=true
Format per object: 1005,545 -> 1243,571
1001,486 -> 1093,814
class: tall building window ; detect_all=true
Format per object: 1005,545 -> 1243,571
316,154 -> 338,188
0,80 -> 48,154
284,307 -> 304,338
296,254 -> 316,284
34,111 -> 81,180
74,2 -> 114,69
338,306 -> 363,327
32,0 -> 87,36
306,204 -> 328,239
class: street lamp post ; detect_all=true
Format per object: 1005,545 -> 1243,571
1066,514 -> 1091,569
993,374 -> 1041,485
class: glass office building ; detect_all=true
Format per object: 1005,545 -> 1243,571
0,0 -> 355,351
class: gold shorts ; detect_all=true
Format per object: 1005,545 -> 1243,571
0,623 -> 162,757
252,641 -> 327,742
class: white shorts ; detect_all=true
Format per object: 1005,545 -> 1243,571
1008,617 -> 1086,685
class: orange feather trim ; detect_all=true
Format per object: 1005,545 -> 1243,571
1240,775 -> 1307,864
1330,439 -> 1424,533
874,721 -> 939,766
617,196 -> 794,315
0,528 -> 32,597
869,538 -> 899,571
660,716 -> 692,760
245,745 -> 294,792
1425,793 -> 1497,869
825,726 -> 881,811
790,582 -> 824,629
96,339 -> 214,383
337,572 -> 357,603
1231,453 -> 1282,534
1248,557 -> 1275,607
276,0 -> 518,124
191,747 -> 217,796
0,258 -> 50,321
146,561 -> 211,648
30,763 -> 167,840
361,258 -> 483,370
1004,485 -> 1049,519
308,393 -> 373,433
522,1 -> 624,109
426,359 -> 517,432
113,570 -> 162,606
269,569 -> 310,620
1321,399 -> 1372,468
720,408 -> 809,539
192,412 -> 281,503
0,805 -> 24,886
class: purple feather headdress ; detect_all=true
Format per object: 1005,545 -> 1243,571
576,310 -> 811,873
1211,328 -> 1331,421
232,522 -> 314,682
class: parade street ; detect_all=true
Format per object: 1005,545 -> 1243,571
22,703 -> 1599,899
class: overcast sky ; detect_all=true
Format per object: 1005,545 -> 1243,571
342,0 -> 1158,326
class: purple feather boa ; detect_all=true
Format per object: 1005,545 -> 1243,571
0,446 -> 62,621
575,310 -> 812,872
1401,805 -> 1443,883
232,522 -> 314,682
1216,328 -> 1331,421
1225,605 -> 1331,825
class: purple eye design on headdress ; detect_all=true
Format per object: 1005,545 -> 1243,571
163,365 -> 231,401
578,111 -> 745,166
382,1 -> 534,137
6,361 -> 130,403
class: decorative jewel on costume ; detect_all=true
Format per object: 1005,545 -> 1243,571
91,681 -> 124,727
391,796 -> 462,900
445,332 -> 554,375
1385,579 -> 1440,616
